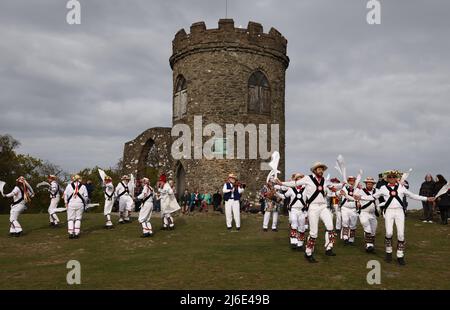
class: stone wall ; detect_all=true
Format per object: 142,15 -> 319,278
122,127 -> 173,179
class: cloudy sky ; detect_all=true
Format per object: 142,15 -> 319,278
1,0 -> 449,206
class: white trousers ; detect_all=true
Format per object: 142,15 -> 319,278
341,206 -> 358,230
333,205 -> 342,230
359,211 -> 377,235
263,211 -> 278,229
48,197 -> 61,224
290,208 -> 307,246
138,201 -> 153,233
305,203 -> 334,255
10,203 -> 26,233
104,199 -> 114,226
119,196 -> 133,221
384,208 -> 405,257
225,200 -> 240,228
67,203 -> 84,235
290,208 -> 306,232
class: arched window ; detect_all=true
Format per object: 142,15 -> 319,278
248,71 -> 270,114
174,75 -> 187,120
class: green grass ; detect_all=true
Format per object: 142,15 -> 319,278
0,210 -> 449,289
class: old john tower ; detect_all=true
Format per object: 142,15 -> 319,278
123,19 -> 289,200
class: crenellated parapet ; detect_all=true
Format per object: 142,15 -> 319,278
170,19 -> 289,69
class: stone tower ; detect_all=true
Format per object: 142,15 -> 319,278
123,19 -> 289,201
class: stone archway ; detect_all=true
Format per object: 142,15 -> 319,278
122,127 -> 173,181
175,161 -> 186,200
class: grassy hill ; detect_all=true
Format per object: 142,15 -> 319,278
0,210 -> 448,289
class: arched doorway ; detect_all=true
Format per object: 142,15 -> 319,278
175,162 -> 186,200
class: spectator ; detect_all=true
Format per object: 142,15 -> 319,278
180,189 -> 191,214
85,180 -> 94,204
153,193 -> 161,212
419,174 -> 435,223
212,190 -> 223,213
191,190 -> 201,212
435,175 -> 449,225
376,173 -> 387,204
200,191 -> 209,212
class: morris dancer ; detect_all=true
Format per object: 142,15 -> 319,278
357,170 -> 434,265
340,176 -> 359,245
261,181 -> 280,232
2,176 -> 34,237
115,175 -> 133,223
327,177 -> 342,236
47,175 -> 62,227
277,162 -> 337,263
102,175 -> 115,229
357,177 -> 379,253
137,177 -> 154,237
64,175 -> 88,239
280,173 -> 307,250
159,175 -> 180,230
223,173 -> 244,231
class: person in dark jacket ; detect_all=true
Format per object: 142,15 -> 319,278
376,173 -> 387,204
435,175 -> 449,225
180,190 -> 191,214
419,174 -> 435,223
212,190 -> 223,213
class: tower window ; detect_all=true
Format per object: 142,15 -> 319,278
248,71 -> 271,114
174,75 -> 187,120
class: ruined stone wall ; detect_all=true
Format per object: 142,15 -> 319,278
122,127 -> 173,179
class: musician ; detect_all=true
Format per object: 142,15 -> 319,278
223,173 -> 245,231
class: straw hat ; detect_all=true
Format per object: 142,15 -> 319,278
310,162 -> 328,173
363,177 -> 376,184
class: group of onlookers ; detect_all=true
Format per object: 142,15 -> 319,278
179,190 -> 223,214
419,174 -> 449,225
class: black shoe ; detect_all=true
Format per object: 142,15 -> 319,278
272,228 -> 278,232
14,231 -> 22,237
141,233 -> 150,238
9,233 -> 16,237
349,242 -> 355,246
297,245 -> 304,252
227,227 -> 232,231
291,244 -> 298,250
118,221 -> 125,224
236,227 -> 240,231
263,228 -> 268,232
397,257 -> 406,266
69,234 -> 75,239
304,253 -> 318,263
344,239 -> 350,245
49,222 -> 55,227
169,226 -> 175,230
325,249 -> 336,256
74,234 -> 80,239
385,253 -> 392,263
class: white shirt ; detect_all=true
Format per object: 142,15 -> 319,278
282,174 -> 329,205
361,183 -> 427,210
115,181 -> 130,200
6,186 -> 24,204
283,186 -> 307,209
64,181 -> 88,205
340,185 -> 357,209
49,181 -> 60,199
103,182 -> 115,200
222,182 -> 244,199
138,185 -> 154,204
356,188 -> 377,213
